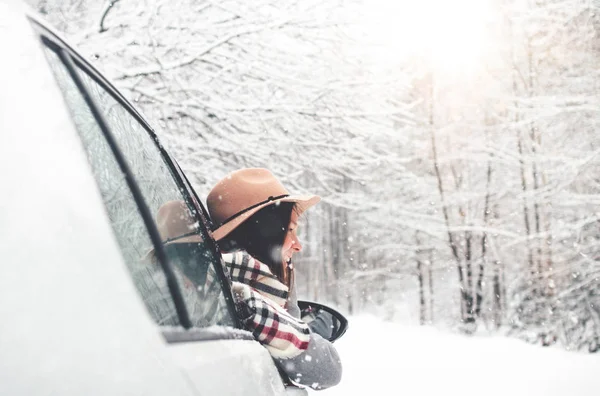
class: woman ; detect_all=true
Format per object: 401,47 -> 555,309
207,167 -> 342,390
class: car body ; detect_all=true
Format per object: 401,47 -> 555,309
0,1 -> 310,394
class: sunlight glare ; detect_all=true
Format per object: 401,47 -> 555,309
364,0 -> 494,76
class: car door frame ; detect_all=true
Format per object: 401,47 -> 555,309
30,15 -> 241,329
29,15 -> 305,395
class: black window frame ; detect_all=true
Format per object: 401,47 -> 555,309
30,18 -> 242,334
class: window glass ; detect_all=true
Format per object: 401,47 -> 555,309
43,45 -> 233,328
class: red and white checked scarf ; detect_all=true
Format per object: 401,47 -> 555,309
204,251 -> 310,358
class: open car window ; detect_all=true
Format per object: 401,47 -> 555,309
40,37 -> 236,331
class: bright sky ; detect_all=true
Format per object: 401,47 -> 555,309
362,0 -> 498,76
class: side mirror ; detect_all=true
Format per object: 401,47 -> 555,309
297,300 -> 349,343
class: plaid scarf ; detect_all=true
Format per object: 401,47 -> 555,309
224,251 -> 289,307
204,250 -> 310,358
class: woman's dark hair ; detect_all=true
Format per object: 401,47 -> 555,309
220,202 -> 295,286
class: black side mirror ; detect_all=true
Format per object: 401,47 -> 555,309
297,300 -> 349,343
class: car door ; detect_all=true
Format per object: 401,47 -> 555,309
1,3 -> 197,396
29,14 -> 299,396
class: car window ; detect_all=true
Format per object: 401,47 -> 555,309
42,44 -> 234,329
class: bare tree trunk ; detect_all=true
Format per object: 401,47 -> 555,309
347,292 -> 354,315
540,153 -> 554,295
417,257 -> 426,326
527,36 -> 545,298
465,230 -> 475,324
475,159 -> 493,318
415,232 -> 427,325
323,204 -> 337,305
427,73 -> 466,323
493,258 -> 503,328
505,0 -> 536,307
340,176 -> 352,313
305,206 -> 320,301
428,250 -> 435,324
517,124 -> 536,294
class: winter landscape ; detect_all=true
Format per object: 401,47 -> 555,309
319,314 -> 600,396
26,0 -> 600,393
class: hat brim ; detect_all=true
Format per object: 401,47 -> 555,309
141,233 -> 204,263
211,194 -> 321,241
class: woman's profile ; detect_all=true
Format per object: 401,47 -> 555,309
206,167 -> 342,390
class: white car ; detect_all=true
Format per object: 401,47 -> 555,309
0,1 -> 346,395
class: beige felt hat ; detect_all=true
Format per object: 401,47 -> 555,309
206,168 -> 320,241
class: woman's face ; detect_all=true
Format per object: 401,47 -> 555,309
281,210 -> 302,265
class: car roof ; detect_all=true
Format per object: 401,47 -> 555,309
0,2 -> 197,394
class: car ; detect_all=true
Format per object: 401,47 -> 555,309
0,1 -> 346,395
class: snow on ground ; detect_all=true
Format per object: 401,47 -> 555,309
315,314 -> 600,396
